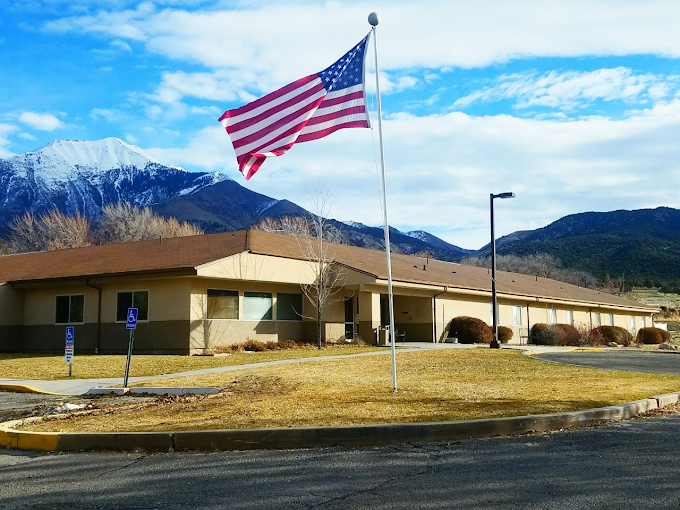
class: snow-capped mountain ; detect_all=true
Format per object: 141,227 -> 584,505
0,137 -> 472,261
0,138 -> 227,232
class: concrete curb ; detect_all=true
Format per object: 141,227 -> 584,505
0,384 -> 68,396
1,392 -> 677,453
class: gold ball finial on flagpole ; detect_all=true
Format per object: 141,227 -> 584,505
368,12 -> 380,26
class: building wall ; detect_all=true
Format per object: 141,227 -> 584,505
188,278 -> 312,352
0,283 -> 25,326
16,279 -> 193,354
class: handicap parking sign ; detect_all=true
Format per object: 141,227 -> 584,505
126,308 -> 138,330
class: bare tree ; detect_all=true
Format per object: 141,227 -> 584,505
7,210 -> 91,253
461,253 -> 599,289
255,190 -> 349,348
98,203 -> 203,243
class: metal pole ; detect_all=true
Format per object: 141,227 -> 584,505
490,194 -> 500,348
123,329 -> 135,388
369,12 -> 398,392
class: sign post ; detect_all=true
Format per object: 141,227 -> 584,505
123,308 -> 138,388
64,326 -> 74,377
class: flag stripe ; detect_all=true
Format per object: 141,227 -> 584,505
219,74 -> 318,123
298,117 -> 370,142
231,94 -> 325,152
303,106 -> 368,128
232,97 -> 325,157
225,80 -> 325,134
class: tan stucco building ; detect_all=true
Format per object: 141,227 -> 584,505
0,229 -> 656,354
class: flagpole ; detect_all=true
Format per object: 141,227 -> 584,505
369,12 -> 398,392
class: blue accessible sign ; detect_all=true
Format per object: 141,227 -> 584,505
64,326 -> 74,364
126,308 -> 138,330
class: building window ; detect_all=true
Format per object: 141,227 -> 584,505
630,315 -> 636,330
642,316 -> 647,328
55,295 -> 84,324
116,291 -> 149,322
594,312 -> 601,327
548,308 -> 557,325
567,310 -> 574,325
277,293 -> 303,321
489,302 -> 499,324
207,289 -> 238,319
609,313 -> 614,326
512,305 -> 522,326
244,291 -> 272,320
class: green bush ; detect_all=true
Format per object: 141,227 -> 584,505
637,327 -> 671,345
589,326 -> 635,346
498,326 -> 513,344
448,316 -> 493,344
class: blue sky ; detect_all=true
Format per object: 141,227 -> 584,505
2,0 -> 680,249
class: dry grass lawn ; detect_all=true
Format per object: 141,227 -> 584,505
0,346 -> 381,380
23,349 -> 680,433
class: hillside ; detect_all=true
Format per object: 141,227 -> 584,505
475,207 -> 680,286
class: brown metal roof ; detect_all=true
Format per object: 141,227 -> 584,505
0,229 -> 653,310
0,231 -> 249,282
246,230 -> 652,310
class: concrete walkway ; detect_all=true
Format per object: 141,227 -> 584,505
0,343 -> 596,396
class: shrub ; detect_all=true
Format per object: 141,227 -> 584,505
241,339 -> 268,352
448,316 -> 493,344
498,326 -> 513,344
553,324 -> 581,346
589,326 -> 635,346
637,327 -> 671,345
529,323 -> 581,346
530,323 -> 558,345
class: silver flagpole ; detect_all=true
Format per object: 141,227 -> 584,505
368,12 -> 398,392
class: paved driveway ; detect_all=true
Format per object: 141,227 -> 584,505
1,408 -> 679,509
535,351 -> 680,375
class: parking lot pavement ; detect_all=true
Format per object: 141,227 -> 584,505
534,350 -> 680,375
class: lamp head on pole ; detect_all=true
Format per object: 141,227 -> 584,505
493,191 -> 516,200
368,12 -> 381,26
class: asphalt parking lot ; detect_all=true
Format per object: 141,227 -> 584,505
534,350 -> 680,375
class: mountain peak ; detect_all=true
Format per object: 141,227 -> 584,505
27,137 -> 163,176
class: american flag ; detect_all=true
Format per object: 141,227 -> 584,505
219,34 -> 371,180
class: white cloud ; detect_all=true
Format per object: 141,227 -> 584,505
90,108 -> 128,123
0,123 -> 18,158
147,99 -> 680,249
453,68 -> 677,111
110,39 -> 132,52
42,1 -> 680,73
18,111 -> 63,131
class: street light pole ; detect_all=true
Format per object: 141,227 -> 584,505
490,192 -> 515,349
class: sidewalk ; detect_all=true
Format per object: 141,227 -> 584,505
0,344 -> 594,396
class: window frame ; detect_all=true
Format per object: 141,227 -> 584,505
566,310 -> 574,325
54,294 -> 85,325
594,312 -> 601,327
206,288 -> 239,320
115,290 -> 150,323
